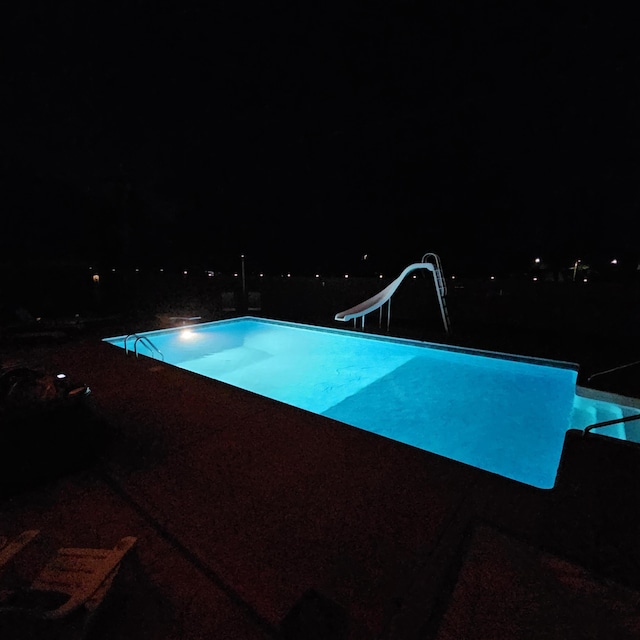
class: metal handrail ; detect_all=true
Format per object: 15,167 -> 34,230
587,359 -> 640,382
134,336 -> 164,360
123,334 -> 164,360
123,333 -> 137,355
584,412 -> 640,435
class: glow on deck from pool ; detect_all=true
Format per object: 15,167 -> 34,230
104,318 -> 639,489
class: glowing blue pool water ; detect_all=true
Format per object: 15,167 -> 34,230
104,317 -> 640,489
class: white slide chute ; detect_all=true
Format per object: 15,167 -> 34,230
334,253 -> 451,335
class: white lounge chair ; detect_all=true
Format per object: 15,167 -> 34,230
0,536 -> 137,639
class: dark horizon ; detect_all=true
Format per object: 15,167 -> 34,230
3,3 -> 640,276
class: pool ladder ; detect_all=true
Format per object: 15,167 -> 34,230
124,334 -> 165,360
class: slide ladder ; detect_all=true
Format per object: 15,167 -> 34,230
423,252 -> 451,335
334,253 -> 452,335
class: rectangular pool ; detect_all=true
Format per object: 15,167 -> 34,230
104,317 -> 640,489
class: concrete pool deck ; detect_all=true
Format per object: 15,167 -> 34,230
2,318 -> 640,638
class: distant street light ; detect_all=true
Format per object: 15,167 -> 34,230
241,254 -> 246,303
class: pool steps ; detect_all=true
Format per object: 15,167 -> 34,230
571,394 -> 640,442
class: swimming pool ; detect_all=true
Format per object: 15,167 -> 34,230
104,317 -> 640,489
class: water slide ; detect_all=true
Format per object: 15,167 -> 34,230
334,253 -> 451,334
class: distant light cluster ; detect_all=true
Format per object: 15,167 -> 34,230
85,255 -> 635,284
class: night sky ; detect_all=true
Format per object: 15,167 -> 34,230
3,3 -> 640,276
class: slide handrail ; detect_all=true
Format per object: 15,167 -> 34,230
422,252 -> 447,296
